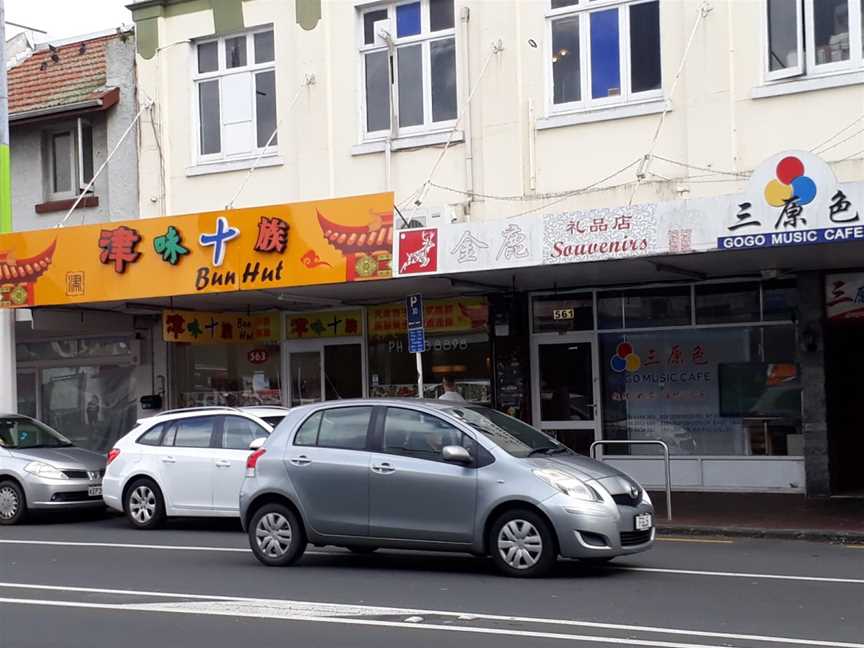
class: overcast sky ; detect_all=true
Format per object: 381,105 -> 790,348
5,0 -> 132,42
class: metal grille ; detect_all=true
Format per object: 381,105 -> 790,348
620,529 -> 653,546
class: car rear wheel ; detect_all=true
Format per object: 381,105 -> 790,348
124,479 -> 166,530
490,509 -> 557,578
249,504 -> 306,567
0,480 -> 25,525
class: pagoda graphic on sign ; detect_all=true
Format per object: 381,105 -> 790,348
316,209 -> 393,281
0,240 -> 58,306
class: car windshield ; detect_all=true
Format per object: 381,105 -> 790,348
261,416 -> 285,428
443,406 -> 567,458
0,417 -> 74,449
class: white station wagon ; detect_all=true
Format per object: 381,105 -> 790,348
103,406 -> 282,528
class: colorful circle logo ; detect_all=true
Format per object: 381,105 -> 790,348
764,155 -> 817,208
610,342 -> 641,373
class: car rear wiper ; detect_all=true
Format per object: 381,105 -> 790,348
528,446 -> 559,456
545,446 -> 569,455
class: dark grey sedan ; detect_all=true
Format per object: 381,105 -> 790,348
0,414 -> 106,525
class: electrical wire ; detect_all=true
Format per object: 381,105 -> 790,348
398,42 -> 501,210
651,155 -> 749,178
813,126 -> 864,157
627,1 -> 713,206
811,113 -> 864,153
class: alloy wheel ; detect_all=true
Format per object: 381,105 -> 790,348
0,486 -> 19,520
256,512 -> 293,558
497,519 -> 543,570
129,485 -> 156,524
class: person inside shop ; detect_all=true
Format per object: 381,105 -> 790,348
439,375 -> 465,402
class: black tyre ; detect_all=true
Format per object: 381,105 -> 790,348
0,480 -> 26,525
346,546 -> 378,554
249,503 -> 307,567
489,509 -> 557,578
124,478 -> 166,530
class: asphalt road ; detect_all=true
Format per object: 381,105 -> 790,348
1,511 -> 863,648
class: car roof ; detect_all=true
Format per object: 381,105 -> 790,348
287,398 -> 476,415
136,406 -> 275,426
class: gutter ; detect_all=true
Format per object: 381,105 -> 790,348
9,87 -> 120,124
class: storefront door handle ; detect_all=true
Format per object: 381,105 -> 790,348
161,456 -> 176,464
290,456 -> 311,466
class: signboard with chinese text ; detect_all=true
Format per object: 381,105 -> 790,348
162,310 -> 281,344
717,151 -> 863,251
368,297 -> 488,338
0,193 -> 393,308
285,310 -> 363,339
826,273 -> 864,320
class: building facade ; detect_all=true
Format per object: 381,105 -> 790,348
2,0 -> 863,496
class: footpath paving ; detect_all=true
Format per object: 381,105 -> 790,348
650,491 -> 864,542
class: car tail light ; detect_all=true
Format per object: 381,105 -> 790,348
107,448 -> 121,465
246,448 -> 266,476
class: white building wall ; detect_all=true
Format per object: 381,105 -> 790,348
134,0 -> 864,221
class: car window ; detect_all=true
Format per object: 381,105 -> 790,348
0,417 -> 73,449
261,416 -> 286,428
382,408 -> 463,461
172,417 -> 214,448
222,416 -> 268,450
294,412 -> 322,446
137,424 -> 164,446
317,407 -> 372,450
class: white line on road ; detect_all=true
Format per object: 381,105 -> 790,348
0,582 -> 861,648
3,538 -> 864,585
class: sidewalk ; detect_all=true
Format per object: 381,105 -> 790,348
648,491 -> 864,543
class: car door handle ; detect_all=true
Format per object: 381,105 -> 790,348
290,455 -> 311,466
371,462 -> 396,475
161,456 -> 176,464
215,460 -> 231,468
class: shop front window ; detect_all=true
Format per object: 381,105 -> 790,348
600,325 -> 801,456
16,373 -> 37,419
40,365 -> 138,452
173,342 -> 281,407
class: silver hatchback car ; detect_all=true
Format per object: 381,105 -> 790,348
0,414 -> 106,525
240,400 -> 655,577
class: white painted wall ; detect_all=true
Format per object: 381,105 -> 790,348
134,0 -> 864,221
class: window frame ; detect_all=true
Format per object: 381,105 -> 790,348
219,415 -> 269,450
544,0 -> 663,117
191,26 -> 278,165
378,406 -> 470,464
762,0 -> 864,83
170,416 -> 218,449
44,118 -> 95,202
357,0 -> 458,142
292,406 -> 374,451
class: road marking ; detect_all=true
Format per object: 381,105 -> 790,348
655,537 -> 734,544
0,582 -> 861,648
846,544 -> 864,550
4,538 -> 864,585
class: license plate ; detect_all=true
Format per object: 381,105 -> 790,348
88,486 -> 102,497
635,513 -> 652,531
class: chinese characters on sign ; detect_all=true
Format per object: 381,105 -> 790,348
285,310 -> 363,339
98,226 -> 141,273
162,310 -> 281,344
254,217 -> 289,254
825,273 -> 864,320
153,226 -> 189,265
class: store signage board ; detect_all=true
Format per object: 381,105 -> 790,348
369,297 -> 488,338
826,273 -> 864,320
0,192 -> 393,309
286,310 -> 363,339
162,310 -> 282,344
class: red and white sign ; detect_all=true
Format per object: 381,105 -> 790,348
826,273 -> 864,320
247,348 -> 270,364
397,228 -> 438,275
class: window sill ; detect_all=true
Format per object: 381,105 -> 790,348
752,69 -> 864,99
352,130 -> 464,156
185,155 -> 284,177
536,99 -> 669,130
35,195 -> 99,214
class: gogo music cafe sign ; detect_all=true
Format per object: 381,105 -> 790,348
717,151 -> 861,251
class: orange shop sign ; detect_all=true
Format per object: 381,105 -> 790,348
286,310 -> 363,339
368,297 -> 488,338
0,192 -> 393,308
163,310 -> 282,344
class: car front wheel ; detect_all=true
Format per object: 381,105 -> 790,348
249,503 -> 307,567
0,480 -> 25,525
489,509 -> 557,578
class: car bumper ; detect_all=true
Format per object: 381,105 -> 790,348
24,478 -> 105,510
542,493 -> 656,559
102,474 -> 124,513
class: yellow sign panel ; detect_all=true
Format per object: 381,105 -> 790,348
163,310 -> 282,344
286,310 -> 363,339
368,297 -> 488,338
0,193 -> 393,308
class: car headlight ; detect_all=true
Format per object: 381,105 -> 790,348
641,488 -> 652,506
533,468 -> 601,502
24,461 -> 68,480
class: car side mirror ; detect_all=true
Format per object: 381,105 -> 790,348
249,437 -> 267,451
442,445 -> 472,464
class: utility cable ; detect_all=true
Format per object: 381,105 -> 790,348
811,113 -> 864,153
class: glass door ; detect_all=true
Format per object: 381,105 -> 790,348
16,371 -> 38,418
286,340 -> 365,407
531,333 -> 600,455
